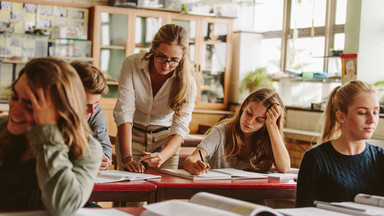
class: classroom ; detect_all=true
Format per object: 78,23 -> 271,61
0,0 -> 383,215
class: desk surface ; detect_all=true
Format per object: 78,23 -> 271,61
90,180 -> 157,203
145,170 -> 296,203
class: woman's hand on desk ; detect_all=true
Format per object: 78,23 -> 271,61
123,157 -> 145,173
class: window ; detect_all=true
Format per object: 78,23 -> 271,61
258,0 -> 347,74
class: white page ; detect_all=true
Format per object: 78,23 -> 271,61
142,200 -> 240,216
0,208 -> 133,216
210,168 -> 267,179
95,170 -> 161,183
277,207 -> 351,216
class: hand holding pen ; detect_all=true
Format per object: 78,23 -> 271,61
140,146 -> 164,168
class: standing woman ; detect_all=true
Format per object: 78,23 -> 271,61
183,88 -> 291,175
296,80 -> 384,207
0,58 -> 103,215
114,24 -> 197,173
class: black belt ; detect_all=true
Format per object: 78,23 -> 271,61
133,125 -> 170,134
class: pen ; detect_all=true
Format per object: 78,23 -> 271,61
198,149 -> 207,174
139,146 -> 163,163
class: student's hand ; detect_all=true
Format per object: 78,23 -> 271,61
266,103 -> 281,128
98,156 -> 112,174
123,157 -> 145,173
140,152 -> 164,168
23,82 -> 59,126
188,160 -> 210,175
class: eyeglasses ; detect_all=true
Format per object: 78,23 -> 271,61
154,54 -> 181,67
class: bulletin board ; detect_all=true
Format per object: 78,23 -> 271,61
0,1 -> 89,40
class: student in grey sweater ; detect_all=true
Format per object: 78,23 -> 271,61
296,80 -> 384,207
71,61 -> 112,173
0,58 -> 103,216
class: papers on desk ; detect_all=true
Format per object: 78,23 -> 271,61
161,168 -> 267,180
0,208 -> 133,216
95,170 -> 161,184
265,172 -> 297,180
141,192 -> 283,216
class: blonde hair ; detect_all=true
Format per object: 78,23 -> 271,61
0,57 -> 90,164
145,24 -> 197,115
216,88 -> 285,172
320,80 -> 377,143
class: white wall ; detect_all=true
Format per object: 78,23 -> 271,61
356,0 -> 384,84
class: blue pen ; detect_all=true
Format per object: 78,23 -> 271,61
198,149 -> 207,174
139,146 -> 163,163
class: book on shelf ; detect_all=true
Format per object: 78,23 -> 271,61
160,168 -> 267,180
94,170 -> 161,184
279,193 -> 384,216
141,191 -> 284,216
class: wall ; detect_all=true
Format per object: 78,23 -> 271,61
346,0 -> 384,85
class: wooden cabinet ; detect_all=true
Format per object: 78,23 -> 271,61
90,5 -> 233,110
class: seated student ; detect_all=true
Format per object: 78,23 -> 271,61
183,88 -> 290,175
71,61 -> 112,174
296,80 -> 384,207
0,58 -> 103,215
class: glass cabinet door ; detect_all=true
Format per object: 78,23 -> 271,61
99,12 -> 128,98
134,16 -> 162,54
200,22 -> 228,104
171,19 -> 197,65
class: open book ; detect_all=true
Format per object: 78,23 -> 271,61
141,192 -> 283,216
0,208 -> 132,216
95,170 -> 161,183
279,193 -> 384,216
161,168 -> 267,180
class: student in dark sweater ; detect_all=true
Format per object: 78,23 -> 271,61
296,80 -> 384,207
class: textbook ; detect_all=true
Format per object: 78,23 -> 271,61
94,170 -> 161,183
279,193 -> 384,216
312,193 -> 384,216
161,168 -> 267,180
0,208 -> 133,216
141,192 -> 284,216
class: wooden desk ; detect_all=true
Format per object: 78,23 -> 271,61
146,170 -> 296,204
117,207 -> 145,216
89,180 -> 157,203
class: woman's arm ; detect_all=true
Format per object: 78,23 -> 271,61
118,122 -> 145,173
141,134 -> 183,168
296,152 -> 319,207
29,128 -> 102,216
183,147 -> 210,175
266,104 -> 290,173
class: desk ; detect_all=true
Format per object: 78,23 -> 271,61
89,180 -> 157,203
117,207 -> 145,215
145,170 -> 296,204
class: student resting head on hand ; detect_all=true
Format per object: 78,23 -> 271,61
296,80 -> 384,207
183,88 -> 291,175
0,57 -> 103,216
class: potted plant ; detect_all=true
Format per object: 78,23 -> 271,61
373,81 -> 384,113
240,67 -> 274,93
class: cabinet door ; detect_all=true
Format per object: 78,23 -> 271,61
132,11 -> 164,54
92,6 -> 130,98
198,19 -> 232,110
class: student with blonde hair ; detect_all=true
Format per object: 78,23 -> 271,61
114,24 -> 197,173
296,80 -> 384,207
184,88 -> 290,174
0,58 -> 103,215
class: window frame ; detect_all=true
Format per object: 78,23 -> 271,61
261,0 -> 344,73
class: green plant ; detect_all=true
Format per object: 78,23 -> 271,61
240,67 -> 274,93
373,81 -> 384,104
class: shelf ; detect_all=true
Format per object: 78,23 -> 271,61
100,45 -> 126,50
49,56 -> 94,62
107,81 -> 119,85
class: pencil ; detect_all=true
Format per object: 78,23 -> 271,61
198,149 -> 207,174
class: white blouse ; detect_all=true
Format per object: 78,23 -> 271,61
113,52 -> 197,138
